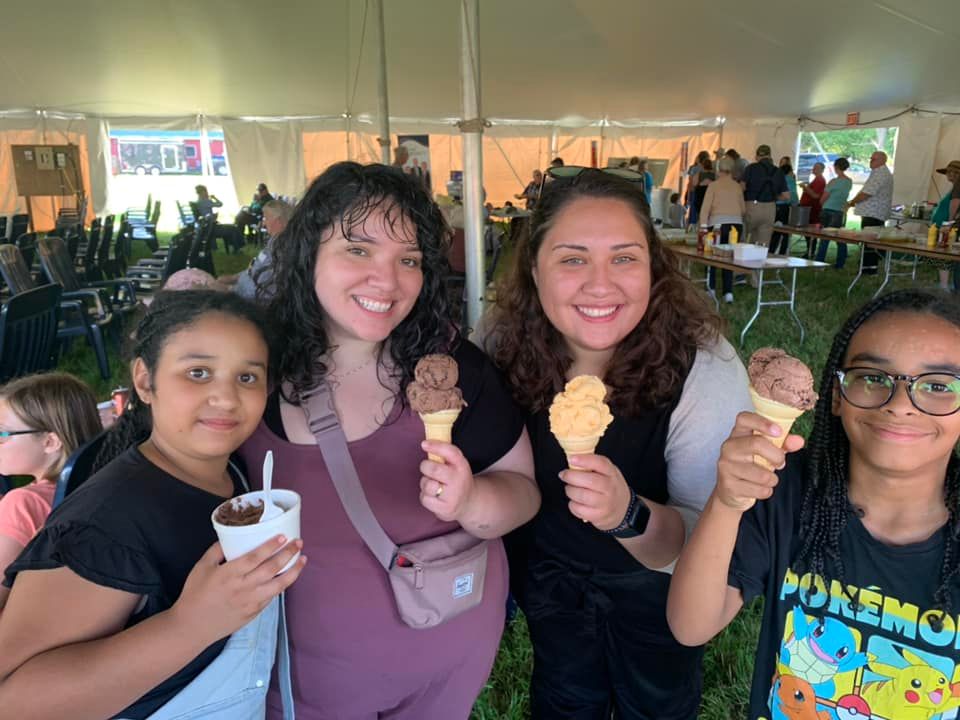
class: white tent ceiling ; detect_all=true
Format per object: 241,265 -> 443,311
2,0 -> 959,122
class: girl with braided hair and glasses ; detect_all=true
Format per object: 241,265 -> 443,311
0,290 -> 304,720
669,289 -> 960,720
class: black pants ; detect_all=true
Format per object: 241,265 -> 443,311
861,216 -> 885,273
708,223 -> 741,295
769,204 -> 792,255
524,557 -> 703,720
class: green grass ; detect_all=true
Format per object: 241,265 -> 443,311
62,233 -> 944,720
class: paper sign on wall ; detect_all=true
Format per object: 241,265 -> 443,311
35,146 -> 54,170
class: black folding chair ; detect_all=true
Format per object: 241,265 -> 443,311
9,215 -> 29,243
52,432 -> 107,509
14,232 -> 38,273
0,284 -> 62,383
188,216 -> 216,275
78,218 -> 102,279
38,236 -> 139,317
0,217 -> 7,243
0,245 -> 111,379
126,230 -> 192,292
93,215 -> 115,280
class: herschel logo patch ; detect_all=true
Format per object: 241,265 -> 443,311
453,573 -> 474,598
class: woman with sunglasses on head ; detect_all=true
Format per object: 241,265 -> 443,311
242,162 -> 538,720
669,289 -> 960,719
486,168 -> 752,718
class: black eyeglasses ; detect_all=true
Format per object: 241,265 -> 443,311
835,367 -> 960,416
0,429 -> 44,442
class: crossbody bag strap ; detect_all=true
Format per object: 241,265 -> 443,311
300,382 -> 399,571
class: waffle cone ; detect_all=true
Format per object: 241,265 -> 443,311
555,435 -> 600,468
419,409 -> 462,463
749,386 -> 804,470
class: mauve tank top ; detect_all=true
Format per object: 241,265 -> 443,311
238,407 -> 508,719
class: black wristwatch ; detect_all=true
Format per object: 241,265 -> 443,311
602,490 -> 651,539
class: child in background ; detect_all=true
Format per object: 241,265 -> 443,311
668,289 -> 960,720
666,192 -> 685,228
0,373 -> 101,609
0,290 -> 305,720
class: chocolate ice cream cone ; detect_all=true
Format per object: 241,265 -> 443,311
749,386 -> 804,470
419,409 -> 462,463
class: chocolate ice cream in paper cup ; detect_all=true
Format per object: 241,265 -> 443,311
747,348 -> 817,470
212,489 -> 302,572
407,354 -> 467,463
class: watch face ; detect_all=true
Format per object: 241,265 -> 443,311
630,499 -> 651,535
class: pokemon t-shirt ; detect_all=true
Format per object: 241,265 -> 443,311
728,452 -> 960,720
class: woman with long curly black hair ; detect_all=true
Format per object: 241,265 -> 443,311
240,162 -> 538,719
670,289 -> 960,720
485,169 -> 752,718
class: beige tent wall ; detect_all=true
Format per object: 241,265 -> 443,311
221,118 -> 306,201
0,113 -> 94,233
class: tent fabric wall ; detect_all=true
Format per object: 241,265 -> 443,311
0,113 -> 94,232
222,118 -> 306,203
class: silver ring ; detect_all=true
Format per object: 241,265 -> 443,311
434,484 -> 444,498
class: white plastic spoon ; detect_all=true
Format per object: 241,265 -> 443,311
259,450 -> 284,523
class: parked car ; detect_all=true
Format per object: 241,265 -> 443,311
797,153 -> 874,184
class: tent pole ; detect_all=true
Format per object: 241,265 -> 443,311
373,0 -> 391,165
460,0 -> 485,332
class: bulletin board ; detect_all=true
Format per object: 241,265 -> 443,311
10,144 -> 84,197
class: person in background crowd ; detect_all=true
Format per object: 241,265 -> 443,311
194,184 -> 222,219
220,200 -> 294,302
195,185 -> 243,254
235,183 -> 274,239
393,145 -> 409,168
515,170 -> 544,210
799,161 -> 826,258
725,148 -> 749,182
685,150 -> 711,226
741,145 -> 790,248
0,373 -> 100,609
769,157 -> 799,255
815,157 -> 854,268
692,158 -> 716,221
487,169 -> 751,719
638,160 -> 654,204
847,151 -> 894,275
928,160 -> 960,290
666,192 -> 685,228
700,157 -> 746,303
550,157 -> 565,169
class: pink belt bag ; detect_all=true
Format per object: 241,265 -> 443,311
302,382 -> 488,629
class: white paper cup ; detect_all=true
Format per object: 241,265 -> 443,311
211,489 -> 302,573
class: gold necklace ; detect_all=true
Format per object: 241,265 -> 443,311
329,358 -> 375,383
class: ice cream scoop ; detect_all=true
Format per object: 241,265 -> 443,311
549,375 -> 614,466
747,347 -> 818,411
407,354 -> 467,463
747,348 -> 818,470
